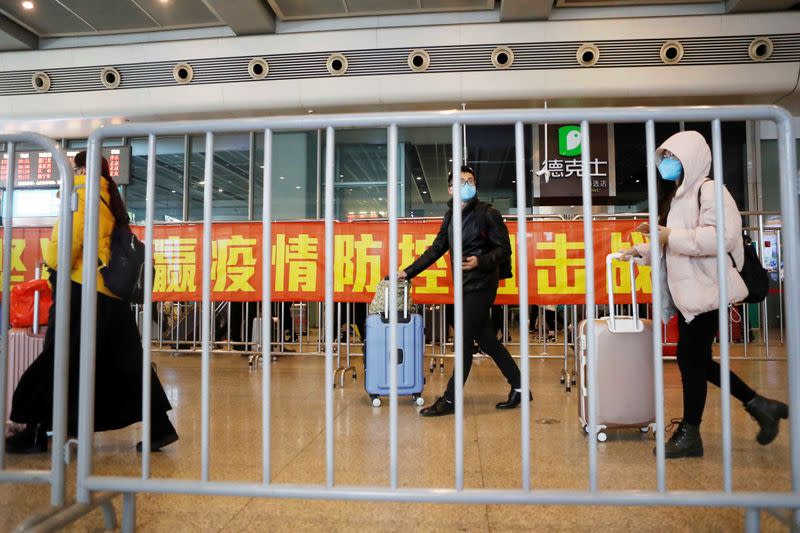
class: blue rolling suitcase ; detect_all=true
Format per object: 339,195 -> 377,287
364,283 -> 425,407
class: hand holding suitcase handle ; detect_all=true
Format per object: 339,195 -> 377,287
383,277 -> 410,322
606,253 -> 643,333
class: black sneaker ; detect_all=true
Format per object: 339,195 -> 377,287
5,423 -> 48,454
420,396 -> 454,417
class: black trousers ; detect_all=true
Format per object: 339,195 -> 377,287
443,288 -> 521,402
676,309 -> 756,426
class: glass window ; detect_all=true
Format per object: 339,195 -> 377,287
188,133 -> 251,221
254,131 -> 318,221
614,122 -> 748,212
128,136 -> 185,224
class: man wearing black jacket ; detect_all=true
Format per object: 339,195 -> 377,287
399,165 -> 528,416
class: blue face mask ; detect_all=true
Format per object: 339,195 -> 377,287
459,182 -> 477,201
658,157 -> 683,182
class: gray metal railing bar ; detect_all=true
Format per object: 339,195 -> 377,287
0,470 -> 52,483
201,132 -> 214,482
579,120 -> 599,492
23,491 -> 119,533
514,121 -> 531,491
324,126 -> 335,488
77,136 -> 103,503
645,120 -> 667,491
387,123 -> 400,489
712,119 -> 734,493
86,105 -> 794,136
141,134 -> 156,477
262,128 -> 273,485
774,111 -> 799,497
451,123 -> 465,491
0,140 -> 17,468
82,476 -> 800,508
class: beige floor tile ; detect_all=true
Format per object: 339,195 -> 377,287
0,349 -> 792,531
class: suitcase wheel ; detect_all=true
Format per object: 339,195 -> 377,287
640,426 -> 651,433
597,432 -> 608,443
371,396 -> 381,408
412,394 -> 425,406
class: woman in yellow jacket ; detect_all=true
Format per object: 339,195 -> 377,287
6,151 -> 178,453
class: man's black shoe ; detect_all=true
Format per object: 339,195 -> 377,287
420,396 -> 454,417
136,429 -> 179,452
496,388 -> 532,409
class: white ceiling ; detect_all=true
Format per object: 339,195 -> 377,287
0,0 -> 796,50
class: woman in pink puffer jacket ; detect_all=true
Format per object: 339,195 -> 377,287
623,130 -> 787,459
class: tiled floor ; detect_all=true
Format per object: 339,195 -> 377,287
0,340 -> 793,532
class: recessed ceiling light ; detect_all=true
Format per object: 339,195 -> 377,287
22,1 -> 34,10
296,186 -> 301,189
218,188 -> 223,192
198,180 -> 205,185
279,176 -> 284,180
171,190 -> 176,193
378,197 -> 383,201
416,176 -> 422,181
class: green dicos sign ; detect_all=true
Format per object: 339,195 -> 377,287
558,125 -> 582,156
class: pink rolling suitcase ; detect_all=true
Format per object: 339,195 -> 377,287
578,254 -> 655,442
4,327 -> 47,422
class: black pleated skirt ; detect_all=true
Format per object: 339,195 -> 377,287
10,272 -> 172,435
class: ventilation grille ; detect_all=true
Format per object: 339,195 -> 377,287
0,33 -> 798,96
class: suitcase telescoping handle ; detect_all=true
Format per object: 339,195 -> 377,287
383,278 -> 409,321
606,253 -> 643,333
32,262 -> 42,335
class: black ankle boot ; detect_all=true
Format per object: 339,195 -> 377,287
745,394 -> 789,445
5,423 -> 48,454
660,420 -> 703,459
495,388 -> 533,410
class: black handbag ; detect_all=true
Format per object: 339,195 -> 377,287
731,235 -> 769,304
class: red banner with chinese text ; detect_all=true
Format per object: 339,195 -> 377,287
1,220 -> 652,305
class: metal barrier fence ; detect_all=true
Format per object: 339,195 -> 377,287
0,134 -> 80,512
9,105 -> 800,531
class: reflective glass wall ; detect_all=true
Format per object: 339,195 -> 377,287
83,121 -> 754,224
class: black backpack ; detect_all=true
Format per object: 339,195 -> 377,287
100,199 -> 146,304
697,180 -> 769,304
731,235 -> 769,304
474,202 -> 513,280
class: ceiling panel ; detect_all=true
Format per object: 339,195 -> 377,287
422,0 -> 494,8
0,0 -> 93,34
135,0 -> 220,26
345,0 -> 420,12
61,0 -> 159,31
555,0 -> 712,5
269,0 -> 495,19
268,0 -> 346,19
